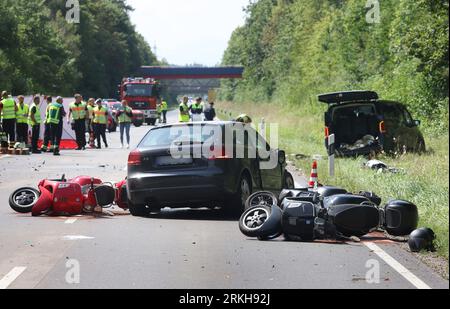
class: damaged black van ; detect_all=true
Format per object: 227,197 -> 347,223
319,91 -> 425,156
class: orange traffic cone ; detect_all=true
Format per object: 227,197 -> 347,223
308,161 -> 319,189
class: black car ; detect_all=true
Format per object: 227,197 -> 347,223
126,121 -> 295,217
319,91 -> 425,156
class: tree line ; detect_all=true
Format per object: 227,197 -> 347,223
0,0 -> 158,99
221,0 -> 449,130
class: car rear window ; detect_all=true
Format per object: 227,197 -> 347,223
380,104 -> 403,122
139,125 -> 223,148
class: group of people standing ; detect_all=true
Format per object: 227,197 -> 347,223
179,96 -> 216,123
0,92 -> 135,155
0,91 -> 66,155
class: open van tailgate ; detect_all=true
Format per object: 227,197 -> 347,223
319,91 -> 379,104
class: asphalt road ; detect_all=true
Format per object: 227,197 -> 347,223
0,110 -> 447,289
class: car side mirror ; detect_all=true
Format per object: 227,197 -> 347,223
278,150 -> 286,165
413,120 -> 421,127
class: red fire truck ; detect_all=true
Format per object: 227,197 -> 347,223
119,77 -> 161,125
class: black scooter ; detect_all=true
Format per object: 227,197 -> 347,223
239,187 -> 419,242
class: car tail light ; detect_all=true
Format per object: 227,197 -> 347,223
128,150 -> 142,166
325,127 -> 330,138
379,121 -> 387,134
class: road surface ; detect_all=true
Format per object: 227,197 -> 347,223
0,111 -> 447,289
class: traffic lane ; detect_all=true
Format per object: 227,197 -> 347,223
2,110 -> 447,289
0,123 -> 152,288
368,242 -> 448,289
33,209 -> 423,289
0,215 -> 81,289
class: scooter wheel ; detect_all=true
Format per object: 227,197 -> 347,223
245,191 -> 278,211
239,205 -> 282,238
9,187 -> 40,213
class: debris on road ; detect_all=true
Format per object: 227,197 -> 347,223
364,159 -> 403,174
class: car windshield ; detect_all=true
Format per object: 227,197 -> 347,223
113,104 -> 122,110
125,84 -> 153,97
140,125 -> 222,148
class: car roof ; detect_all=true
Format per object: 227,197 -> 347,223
153,121 -> 240,129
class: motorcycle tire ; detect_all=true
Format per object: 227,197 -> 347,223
245,191 -> 278,211
239,205 -> 282,238
9,187 -> 40,213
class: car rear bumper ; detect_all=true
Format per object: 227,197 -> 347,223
127,167 -> 233,207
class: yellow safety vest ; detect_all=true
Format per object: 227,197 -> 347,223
70,102 -> 87,120
47,103 -> 62,125
1,98 -> 16,120
28,103 -> 42,126
179,103 -> 190,123
161,101 -> 168,111
16,103 -> 29,124
93,106 -> 107,124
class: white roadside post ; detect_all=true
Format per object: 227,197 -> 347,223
328,134 -> 335,177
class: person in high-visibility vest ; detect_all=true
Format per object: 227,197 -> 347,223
116,100 -> 133,149
86,98 -> 96,148
68,94 -> 88,151
92,99 -> 108,149
16,95 -> 29,144
179,96 -> 190,123
156,101 -> 162,124
47,97 -> 66,156
41,96 -> 53,152
28,96 -> 42,154
161,98 -> 168,124
0,91 -> 18,142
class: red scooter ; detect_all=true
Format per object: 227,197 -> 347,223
8,175 -> 129,217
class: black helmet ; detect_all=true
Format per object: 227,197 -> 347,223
408,228 -> 436,253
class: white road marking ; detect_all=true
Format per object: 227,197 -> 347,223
0,155 -> 11,160
365,242 -> 431,289
64,218 -> 78,224
63,235 -> 95,241
0,267 -> 27,289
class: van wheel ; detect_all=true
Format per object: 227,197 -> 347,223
417,138 -> 426,154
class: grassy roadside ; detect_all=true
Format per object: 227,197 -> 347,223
217,101 -> 449,260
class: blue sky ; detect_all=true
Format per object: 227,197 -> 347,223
127,0 -> 249,66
